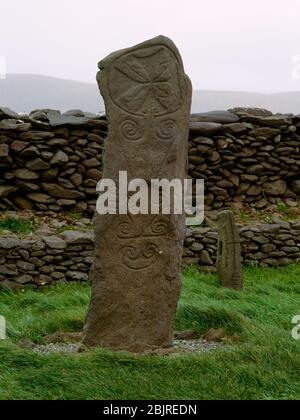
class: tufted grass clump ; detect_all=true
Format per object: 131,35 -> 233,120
0,216 -> 35,235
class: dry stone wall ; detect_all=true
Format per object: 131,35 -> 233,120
183,219 -> 300,270
1,106 -> 300,288
188,108 -> 300,210
1,107 -> 300,212
0,230 -> 94,289
1,219 -> 300,288
0,108 -> 106,215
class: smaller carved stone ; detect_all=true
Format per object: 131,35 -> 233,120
217,210 -> 243,290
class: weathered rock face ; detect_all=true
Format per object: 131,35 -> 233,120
83,36 -> 192,352
216,210 -> 243,290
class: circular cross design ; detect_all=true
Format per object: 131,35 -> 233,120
109,45 -> 183,117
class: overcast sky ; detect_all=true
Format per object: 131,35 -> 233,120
1,0 -> 300,92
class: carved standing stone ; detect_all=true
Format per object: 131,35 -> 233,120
83,36 -> 192,352
217,210 -> 243,290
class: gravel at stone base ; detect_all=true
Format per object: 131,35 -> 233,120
32,343 -> 81,356
173,339 -> 223,353
31,339 -> 223,356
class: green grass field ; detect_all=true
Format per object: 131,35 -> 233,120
0,265 -> 299,400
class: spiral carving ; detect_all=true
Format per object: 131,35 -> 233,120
117,216 -> 168,242
118,220 -> 131,238
142,243 -> 159,259
123,246 -> 137,261
121,118 -> 144,141
122,243 -> 159,270
117,219 -> 139,239
156,119 -> 177,139
149,217 -> 168,236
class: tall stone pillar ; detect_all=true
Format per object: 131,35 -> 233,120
83,36 -> 192,352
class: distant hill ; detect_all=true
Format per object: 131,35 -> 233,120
0,74 -> 300,115
192,90 -> 300,115
0,74 -> 103,114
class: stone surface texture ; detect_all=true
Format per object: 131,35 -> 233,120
83,36 -> 192,352
216,210 -> 243,290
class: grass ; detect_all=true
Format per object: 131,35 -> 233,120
0,216 -> 35,235
239,210 -> 250,223
0,265 -> 299,400
232,204 -> 300,225
277,202 -> 289,214
66,212 -> 84,221
0,213 -> 90,236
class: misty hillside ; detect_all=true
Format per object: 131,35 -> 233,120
0,74 -> 103,114
0,74 -> 300,114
